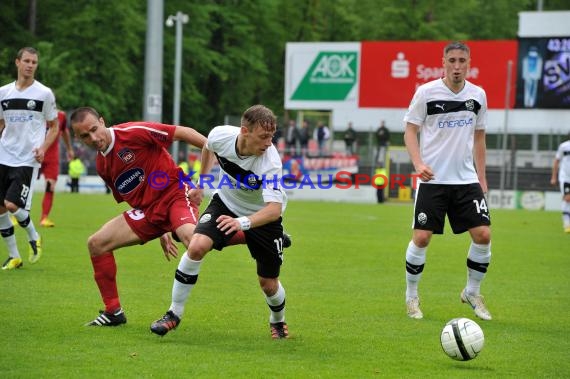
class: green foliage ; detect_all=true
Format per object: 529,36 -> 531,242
0,0 -> 568,128
1,195 -> 569,377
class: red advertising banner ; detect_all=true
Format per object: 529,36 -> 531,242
359,41 -> 518,109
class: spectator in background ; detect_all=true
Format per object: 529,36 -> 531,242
550,132 -> 570,233
68,156 -> 85,193
0,47 -> 57,269
344,122 -> 357,156
374,166 -> 387,203
375,120 -> 390,164
272,123 -> 282,146
298,120 -> 311,157
285,119 -> 299,156
313,121 -> 330,156
177,151 -> 189,175
39,108 -> 75,227
188,152 -> 201,183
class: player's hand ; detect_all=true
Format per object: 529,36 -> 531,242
550,178 -> 557,186
33,147 -> 45,163
159,233 -> 179,261
189,188 -> 204,206
216,215 -> 238,235
416,163 -> 434,182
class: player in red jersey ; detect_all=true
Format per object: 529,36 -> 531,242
39,109 -> 75,227
70,106 -> 247,327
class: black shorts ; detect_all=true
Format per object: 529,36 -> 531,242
413,182 -> 491,234
196,194 -> 284,278
0,164 -> 38,210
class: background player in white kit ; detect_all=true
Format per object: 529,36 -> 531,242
550,133 -> 570,233
151,104 -> 290,339
0,47 -> 58,270
402,41 -> 493,321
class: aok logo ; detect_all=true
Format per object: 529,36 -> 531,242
292,51 -> 358,101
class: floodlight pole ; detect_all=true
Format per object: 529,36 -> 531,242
499,60 -> 513,207
166,11 -> 189,163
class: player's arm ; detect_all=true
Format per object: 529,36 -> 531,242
173,126 -> 206,149
216,202 -> 282,235
33,118 -> 59,163
473,129 -> 488,193
198,145 -> 214,178
551,158 -> 560,186
61,127 -> 75,161
188,145 -> 213,205
0,119 -> 5,136
404,122 -> 433,182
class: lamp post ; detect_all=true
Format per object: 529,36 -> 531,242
166,11 -> 189,163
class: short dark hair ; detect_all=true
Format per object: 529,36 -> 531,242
70,107 -> 101,125
241,104 -> 276,132
17,47 -> 38,60
444,41 -> 470,56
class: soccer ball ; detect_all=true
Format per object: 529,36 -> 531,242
440,317 -> 484,361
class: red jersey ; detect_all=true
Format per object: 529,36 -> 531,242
44,110 -> 67,161
97,122 -> 184,213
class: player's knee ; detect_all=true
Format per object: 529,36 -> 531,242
472,228 -> 491,245
87,234 -> 105,256
45,181 -> 54,193
412,232 -> 431,248
258,277 -> 279,296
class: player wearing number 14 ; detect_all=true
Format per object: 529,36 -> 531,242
402,41 -> 493,321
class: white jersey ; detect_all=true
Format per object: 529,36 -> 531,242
0,80 -> 57,167
403,78 -> 487,184
555,140 -> 570,183
206,125 -> 285,216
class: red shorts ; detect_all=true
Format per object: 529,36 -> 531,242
122,195 -> 199,242
40,157 -> 60,181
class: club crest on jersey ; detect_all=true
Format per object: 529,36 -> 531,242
247,175 -> 261,189
26,100 -> 37,110
465,99 -> 475,111
117,148 -> 135,164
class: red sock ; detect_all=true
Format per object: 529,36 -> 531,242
41,191 -> 54,220
91,253 -> 120,313
228,231 -> 245,246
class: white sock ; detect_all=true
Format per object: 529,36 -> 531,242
405,241 -> 426,301
12,208 -> 39,241
0,213 -> 20,259
266,282 -> 286,324
169,253 -> 202,318
466,242 -> 491,296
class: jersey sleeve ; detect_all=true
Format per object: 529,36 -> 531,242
261,148 -> 285,204
403,86 -> 426,128
45,90 -> 57,122
475,89 -> 488,131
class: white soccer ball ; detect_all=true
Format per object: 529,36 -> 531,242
440,317 -> 484,361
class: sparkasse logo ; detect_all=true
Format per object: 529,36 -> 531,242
291,51 -> 358,100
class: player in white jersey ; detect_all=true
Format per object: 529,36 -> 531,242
402,41 -> 493,321
0,47 -> 59,270
550,133 -> 570,233
151,105 -> 290,339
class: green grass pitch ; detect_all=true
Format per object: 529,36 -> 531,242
1,193 -> 569,378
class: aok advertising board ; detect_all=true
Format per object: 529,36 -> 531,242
285,40 -> 518,110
